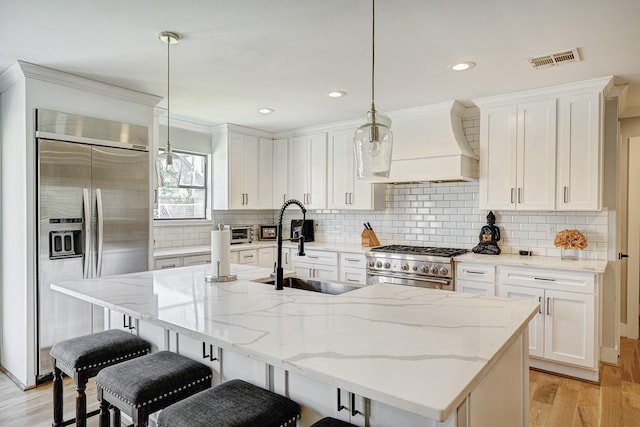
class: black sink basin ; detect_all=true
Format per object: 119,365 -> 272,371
254,277 -> 360,295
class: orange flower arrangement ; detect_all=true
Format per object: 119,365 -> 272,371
554,229 -> 588,250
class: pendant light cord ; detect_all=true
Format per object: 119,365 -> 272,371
166,34 -> 171,153
371,0 -> 376,111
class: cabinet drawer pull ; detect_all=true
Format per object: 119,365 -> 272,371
345,258 -> 360,262
564,186 -> 569,203
466,270 -> 486,275
510,188 -> 515,204
202,342 -> 218,361
538,296 -> 542,314
307,255 -> 319,259
546,297 -> 551,315
243,254 -> 254,259
337,388 -> 347,412
161,264 -> 177,269
123,314 -> 135,330
346,279 -> 360,283
345,192 -> 348,205
535,277 -> 555,282
518,187 -> 522,204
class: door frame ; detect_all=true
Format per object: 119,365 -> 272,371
626,136 -> 640,339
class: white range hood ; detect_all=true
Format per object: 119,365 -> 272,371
377,100 -> 478,183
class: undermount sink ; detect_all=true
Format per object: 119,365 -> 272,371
253,277 -> 360,295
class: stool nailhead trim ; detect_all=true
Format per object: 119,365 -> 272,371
157,408 -> 298,427
56,348 -> 150,373
97,374 -> 213,409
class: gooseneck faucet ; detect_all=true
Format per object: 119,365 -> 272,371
275,199 -> 306,290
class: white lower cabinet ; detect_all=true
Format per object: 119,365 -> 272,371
236,248 -> 258,266
497,266 -> 597,374
292,249 -> 339,281
176,334 -> 222,385
456,262 -> 495,295
339,252 -> 367,285
155,256 -> 182,270
182,253 -> 211,266
258,247 -> 276,269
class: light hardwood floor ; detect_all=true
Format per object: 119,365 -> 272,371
1,339 -> 639,426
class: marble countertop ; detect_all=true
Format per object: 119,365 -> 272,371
52,264 -> 537,421
455,252 -> 607,273
154,241 -> 371,258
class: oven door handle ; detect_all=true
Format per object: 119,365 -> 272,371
367,271 -> 451,286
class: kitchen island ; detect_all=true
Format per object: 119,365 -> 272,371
52,264 -> 538,426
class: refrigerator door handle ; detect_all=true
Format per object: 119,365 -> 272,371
82,188 -> 91,279
96,188 -> 104,277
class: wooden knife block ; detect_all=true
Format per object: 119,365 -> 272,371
361,228 -> 380,247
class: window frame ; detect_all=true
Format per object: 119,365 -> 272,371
154,148 -> 210,221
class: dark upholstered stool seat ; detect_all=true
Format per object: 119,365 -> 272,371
50,329 -> 150,427
311,417 -> 357,427
157,379 -> 300,427
96,351 -> 212,427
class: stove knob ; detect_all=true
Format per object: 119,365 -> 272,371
402,264 -> 410,271
430,266 -> 439,275
376,261 -> 383,268
421,265 -> 430,273
439,266 -> 449,276
412,265 -> 418,271
368,260 -> 375,268
384,262 -> 391,269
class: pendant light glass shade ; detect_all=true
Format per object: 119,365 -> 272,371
156,31 -> 182,186
354,0 -> 393,179
354,109 -> 393,178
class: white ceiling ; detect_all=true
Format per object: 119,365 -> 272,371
2,0 -> 639,133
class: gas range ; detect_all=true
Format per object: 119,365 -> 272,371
365,245 -> 468,290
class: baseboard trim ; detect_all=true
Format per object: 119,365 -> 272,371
620,322 -> 628,337
601,346 -> 619,365
0,364 -> 30,391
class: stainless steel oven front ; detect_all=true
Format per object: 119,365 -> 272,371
366,271 -> 454,291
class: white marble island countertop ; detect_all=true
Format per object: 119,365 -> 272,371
52,264 -> 538,421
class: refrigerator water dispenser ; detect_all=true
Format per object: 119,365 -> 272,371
49,230 -> 82,258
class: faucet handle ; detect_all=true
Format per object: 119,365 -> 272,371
298,235 -> 305,256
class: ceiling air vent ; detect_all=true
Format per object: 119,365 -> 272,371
527,48 -> 580,69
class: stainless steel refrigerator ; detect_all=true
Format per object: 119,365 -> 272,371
36,109 -> 150,379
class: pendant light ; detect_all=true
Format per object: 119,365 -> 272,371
156,31 -> 183,187
353,0 -> 393,179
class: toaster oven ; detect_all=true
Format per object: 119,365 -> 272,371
230,226 -> 252,244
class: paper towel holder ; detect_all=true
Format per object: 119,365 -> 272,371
205,260 -> 237,282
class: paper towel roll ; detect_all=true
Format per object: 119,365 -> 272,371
211,230 -> 231,277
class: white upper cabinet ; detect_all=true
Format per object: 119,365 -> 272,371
479,99 -> 556,210
288,133 -> 327,210
327,129 -> 385,210
212,125 -> 273,210
556,92 -> 602,210
272,138 -> 289,208
476,77 -> 612,212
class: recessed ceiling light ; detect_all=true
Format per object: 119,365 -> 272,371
258,108 -> 274,114
327,91 -> 347,98
450,61 -> 476,71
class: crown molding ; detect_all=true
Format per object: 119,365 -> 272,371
13,60 -> 162,106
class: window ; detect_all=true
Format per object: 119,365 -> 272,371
154,149 -> 208,220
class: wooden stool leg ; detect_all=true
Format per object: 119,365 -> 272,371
113,407 -> 121,427
98,389 -> 110,427
75,373 -> 88,427
134,407 -> 149,427
52,363 -> 63,427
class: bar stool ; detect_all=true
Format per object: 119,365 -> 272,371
156,379 -> 300,427
95,350 -> 212,427
311,417 -> 357,427
50,329 -> 151,427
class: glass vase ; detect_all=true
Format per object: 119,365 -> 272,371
561,248 -> 579,260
